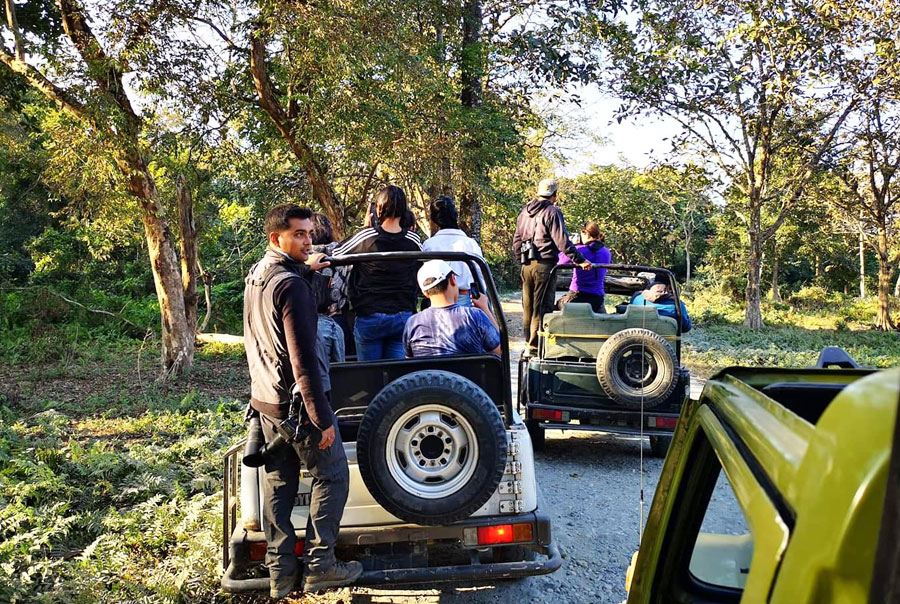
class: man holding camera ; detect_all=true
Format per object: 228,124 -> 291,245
243,204 -> 362,599
513,179 -> 591,351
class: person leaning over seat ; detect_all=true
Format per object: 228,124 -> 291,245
421,196 -> 485,307
513,178 -> 591,351
332,185 -> 422,361
556,220 -> 611,314
243,204 -> 362,599
403,259 -> 501,358
629,275 -> 693,332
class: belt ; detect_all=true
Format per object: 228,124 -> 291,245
459,289 -> 470,294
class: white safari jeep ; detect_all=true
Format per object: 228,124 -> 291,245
221,251 -> 561,592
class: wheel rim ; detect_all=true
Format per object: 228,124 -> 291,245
615,345 -> 659,389
385,404 -> 480,499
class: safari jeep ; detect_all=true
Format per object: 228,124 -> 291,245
626,348 -> 900,603
519,265 -> 690,456
221,251 -> 561,593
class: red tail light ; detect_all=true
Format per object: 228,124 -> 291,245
294,541 -> 305,556
249,542 -> 267,561
478,524 -> 514,545
649,416 -> 678,429
474,523 -> 534,545
533,408 -> 568,421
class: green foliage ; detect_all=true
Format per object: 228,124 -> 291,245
0,357 -> 246,603
561,164 -> 713,280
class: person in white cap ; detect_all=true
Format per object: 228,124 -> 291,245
402,260 -> 501,358
513,178 -> 591,351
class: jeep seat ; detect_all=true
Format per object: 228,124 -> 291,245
540,303 -> 678,359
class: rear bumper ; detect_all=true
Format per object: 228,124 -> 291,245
527,403 -> 680,436
221,509 -> 560,593
222,541 -> 561,592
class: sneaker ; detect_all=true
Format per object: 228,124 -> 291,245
302,560 -> 363,592
270,571 -> 298,600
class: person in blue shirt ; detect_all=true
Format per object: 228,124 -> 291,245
403,260 -> 501,358
630,277 -> 692,332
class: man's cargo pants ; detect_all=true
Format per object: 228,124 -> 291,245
259,411 -> 350,583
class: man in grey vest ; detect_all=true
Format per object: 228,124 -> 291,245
243,204 -> 362,598
513,179 -> 591,351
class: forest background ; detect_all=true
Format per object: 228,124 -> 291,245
2,0 -> 900,602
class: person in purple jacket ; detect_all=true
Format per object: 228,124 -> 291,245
557,221 -> 611,313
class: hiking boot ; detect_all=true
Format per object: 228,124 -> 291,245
302,560 -> 363,592
269,571 -> 298,600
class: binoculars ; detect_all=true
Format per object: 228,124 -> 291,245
520,240 -> 540,265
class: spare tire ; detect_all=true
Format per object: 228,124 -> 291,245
356,370 -> 507,525
596,328 -> 677,408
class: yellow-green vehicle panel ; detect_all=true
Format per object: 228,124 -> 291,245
626,362 -> 898,604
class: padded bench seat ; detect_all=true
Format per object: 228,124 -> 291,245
540,303 -> 678,359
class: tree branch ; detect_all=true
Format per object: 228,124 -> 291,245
2,286 -> 146,335
0,46 -> 90,119
763,99 -> 858,241
4,0 -> 25,60
56,0 -> 141,133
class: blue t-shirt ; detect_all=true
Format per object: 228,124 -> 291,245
403,304 -> 501,357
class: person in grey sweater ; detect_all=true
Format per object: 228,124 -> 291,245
512,179 -> 591,350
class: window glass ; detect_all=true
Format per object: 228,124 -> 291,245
689,468 -> 753,590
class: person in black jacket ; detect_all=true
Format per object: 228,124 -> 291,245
333,185 -> 422,360
513,179 -> 591,351
243,204 -> 362,597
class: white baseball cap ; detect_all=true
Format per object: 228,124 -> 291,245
537,178 -> 559,198
417,259 -> 455,294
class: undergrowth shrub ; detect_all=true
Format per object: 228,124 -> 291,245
0,393 -> 245,604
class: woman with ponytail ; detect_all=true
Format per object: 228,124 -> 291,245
556,221 -> 611,313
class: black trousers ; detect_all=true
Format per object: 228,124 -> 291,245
260,410 -> 349,583
521,261 -> 557,349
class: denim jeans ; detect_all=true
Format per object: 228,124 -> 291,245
353,311 -> 412,360
457,292 -> 472,307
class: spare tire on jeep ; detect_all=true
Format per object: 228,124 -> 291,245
596,328 -> 677,408
356,370 -> 508,525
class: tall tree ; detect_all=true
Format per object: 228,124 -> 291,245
836,100 -> 900,330
459,0 -> 485,241
596,0 -> 860,327
1,0 -> 203,375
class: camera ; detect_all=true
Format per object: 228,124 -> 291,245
242,403 -> 316,468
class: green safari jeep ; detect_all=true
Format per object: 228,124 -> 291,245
518,265 -> 690,456
625,348 -> 900,603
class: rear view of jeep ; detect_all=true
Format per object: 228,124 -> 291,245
220,252 -> 561,592
520,265 -> 690,456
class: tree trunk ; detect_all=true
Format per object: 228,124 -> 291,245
459,186 -> 483,243
744,230 -> 764,328
458,0 -> 484,243
198,258 -> 213,333
683,233 -> 691,293
875,227 -> 895,331
249,31 -> 346,238
176,175 -> 199,334
860,222 -> 867,298
771,253 -> 781,303
124,153 -> 194,375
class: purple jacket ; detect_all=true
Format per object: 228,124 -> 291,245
558,242 -> 611,296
